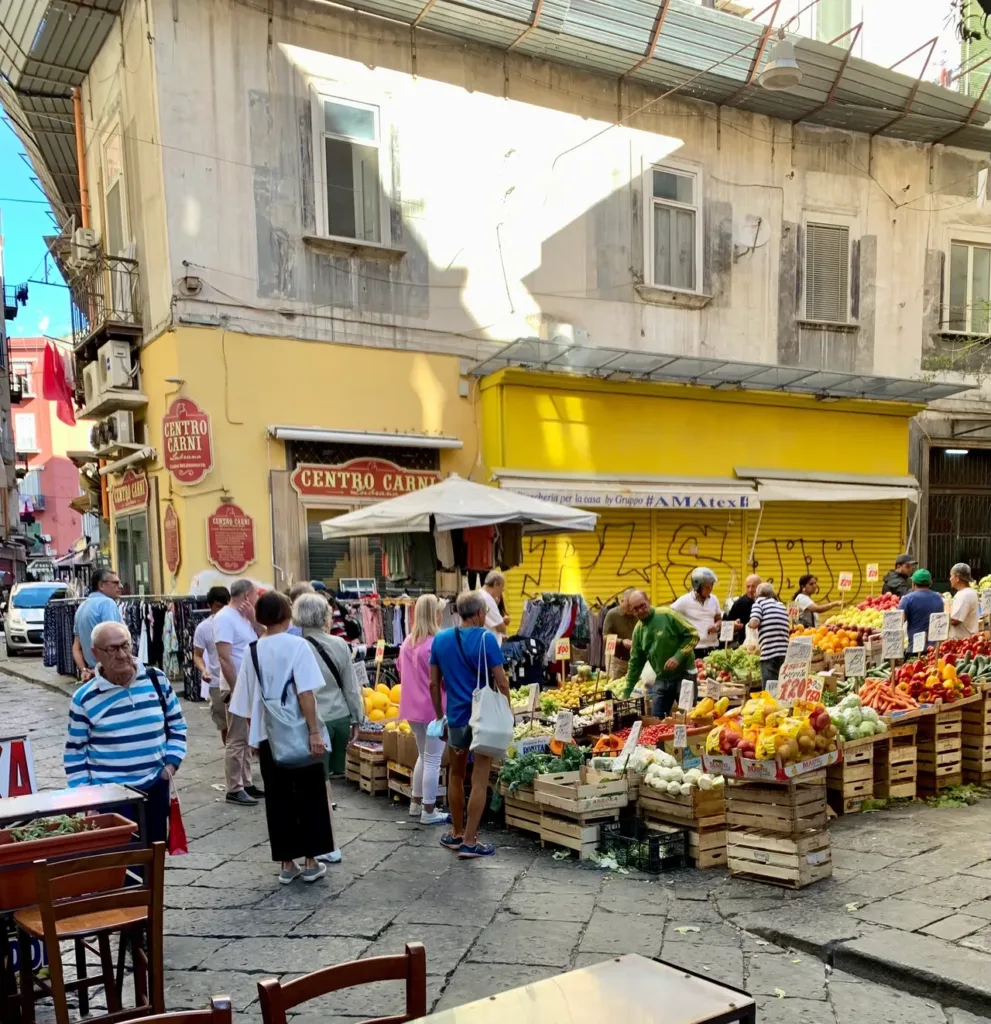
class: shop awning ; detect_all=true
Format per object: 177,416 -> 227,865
320,473 -> 597,538
735,467 -> 919,504
493,471 -> 759,511
267,426 -> 463,449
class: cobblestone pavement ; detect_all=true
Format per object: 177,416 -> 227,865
4,666 -> 991,1024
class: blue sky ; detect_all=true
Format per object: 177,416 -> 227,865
0,118 -> 72,339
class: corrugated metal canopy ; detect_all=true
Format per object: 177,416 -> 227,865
468,338 -> 975,404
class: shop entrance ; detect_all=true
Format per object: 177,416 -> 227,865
115,512 -> 150,595
306,508 -> 356,589
928,447 -> 991,590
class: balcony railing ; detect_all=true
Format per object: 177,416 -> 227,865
71,254 -> 142,349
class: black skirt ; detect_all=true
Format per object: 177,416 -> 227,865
258,741 -> 334,862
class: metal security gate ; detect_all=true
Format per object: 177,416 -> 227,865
928,448 -> 991,591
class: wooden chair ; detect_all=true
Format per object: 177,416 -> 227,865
257,942 -> 427,1024
135,997 -> 231,1024
14,842 -> 166,1024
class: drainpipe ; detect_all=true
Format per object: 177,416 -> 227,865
71,87 -> 90,229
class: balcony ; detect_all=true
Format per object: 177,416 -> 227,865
71,254 -> 142,357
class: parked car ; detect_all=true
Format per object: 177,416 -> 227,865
4,582 -> 70,655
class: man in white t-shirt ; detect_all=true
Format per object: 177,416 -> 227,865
949,563 -> 979,640
670,567 -> 722,655
479,570 -> 511,645
215,579 -> 265,805
193,586 -> 231,741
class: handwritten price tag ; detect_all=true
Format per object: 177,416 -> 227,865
553,711 -> 574,744
705,678 -> 721,700
866,563 -> 879,583
678,679 -> 694,711
912,631 -> 926,653
882,610 -> 904,632
553,638 -> 571,661
929,612 -> 949,643
838,571 -> 854,592
981,591 -> 991,617
787,603 -> 801,623
374,639 -> 386,664
719,620 -> 735,643
844,647 -> 866,678
786,637 -> 813,662
618,721 -> 641,764
673,723 -> 688,749
881,629 -> 904,661
779,677 -> 809,703
604,634 -> 618,659
806,679 -> 824,704
527,683 -> 540,715
765,679 -> 780,699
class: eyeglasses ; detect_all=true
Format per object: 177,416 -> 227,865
94,642 -> 132,656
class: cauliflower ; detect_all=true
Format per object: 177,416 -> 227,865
697,775 -> 713,791
710,775 -> 725,789
667,781 -> 683,795
669,766 -> 684,783
645,763 -> 663,779
679,782 -> 693,796
683,768 -> 702,785
657,752 -> 678,769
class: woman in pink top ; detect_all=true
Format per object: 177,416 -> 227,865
398,594 -> 447,825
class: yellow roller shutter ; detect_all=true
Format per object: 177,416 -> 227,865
649,509 -> 747,607
748,500 -> 906,605
504,510 -> 653,620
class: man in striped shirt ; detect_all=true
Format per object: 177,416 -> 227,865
748,583 -> 791,686
65,621 -> 188,844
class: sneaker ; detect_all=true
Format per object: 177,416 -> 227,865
409,800 -> 423,817
245,785 -> 265,799
302,862 -> 328,883
420,810 -> 449,825
439,832 -> 464,851
226,790 -> 258,806
316,850 -> 342,864
458,842 -> 495,859
278,865 -> 301,885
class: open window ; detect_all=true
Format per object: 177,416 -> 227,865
947,241 -> 991,334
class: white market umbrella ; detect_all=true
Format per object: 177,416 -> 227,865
320,474 -> 598,538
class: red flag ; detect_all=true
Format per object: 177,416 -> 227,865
41,343 -> 76,426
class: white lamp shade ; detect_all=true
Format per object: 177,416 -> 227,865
759,37 -> 803,91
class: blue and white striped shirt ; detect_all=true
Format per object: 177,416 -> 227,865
64,662 -> 188,789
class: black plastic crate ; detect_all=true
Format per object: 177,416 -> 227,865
598,818 -> 686,873
611,696 -> 645,725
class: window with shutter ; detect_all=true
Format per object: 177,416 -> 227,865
805,223 -> 849,323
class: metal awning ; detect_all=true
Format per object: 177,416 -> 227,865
753,480 -> 918,503
266,426 -> 463,449
470,339 -> 974,403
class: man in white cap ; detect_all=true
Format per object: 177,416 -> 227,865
949,563 -> 979,639
670,568 -> 722,658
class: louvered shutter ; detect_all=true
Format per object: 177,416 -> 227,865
806,223 -> 849,323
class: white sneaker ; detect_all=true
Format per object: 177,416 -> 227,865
409,801 -> 423,817
316,850 -> 342,863
420,810 -> 449,825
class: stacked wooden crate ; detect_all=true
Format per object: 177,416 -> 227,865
962,693 -> 991,785
725,771 -> 832,889
534,768 -> 628,860
498,782 -> 541,836
638,783 -> 726,869
348,741 -> 388,795
917,706 -> 962,795
873,721 -> 918,800
826,736 -> 874,814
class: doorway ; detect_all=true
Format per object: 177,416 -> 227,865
115,512 -> 150,595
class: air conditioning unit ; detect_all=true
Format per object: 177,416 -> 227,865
89,424 -> 101,450
82,363 -> 101,407
71,227 -> 98,267
96,340 -> 132,391
102,411 -> 134,446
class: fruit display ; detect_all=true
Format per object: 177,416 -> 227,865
700,648 -> 761,682
890,656 -> 974,704
614,722 -> 671,747
820,605 -> 884,632
790,625 -> 862,655
857,593 -> 901,611
509,686 -> 533,712
980,575 -> 991,590
540,676 -> 606,714
705,692 -> 839,763
383,719 -> 412,734
363,683 -> 401,721
574,702 -> 612,730
512,720 -> 552,741
827,694 -> 888,740
687,696 -> 730,723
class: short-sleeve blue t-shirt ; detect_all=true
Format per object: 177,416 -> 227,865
429,626 -> 504,727
73,593 -> 124,667
899,589 -> 947,645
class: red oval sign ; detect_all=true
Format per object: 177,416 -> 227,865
206,502 -> 255,575
290,458 -> 439,500
110,469 -> 149,515
163,504 -> 181,576
163,397 -> 213,485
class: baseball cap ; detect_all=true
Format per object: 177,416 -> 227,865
896,553 -> 918,567
911,569 -> 932,586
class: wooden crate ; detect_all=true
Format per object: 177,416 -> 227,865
386,761 -> 449,803
534,768 -> 628,816
962,694 -> 991,734
637,783 -> 725,829
727,828 -> 832,889
725,773 -> 827,835
873,729 -> 918,801
359,760 -> 388,795
827,739 -> 873,814
962,696 -> 991,783
345,744 -> 361,784
505,797 -> 542,835
539,808 -> 619,860
917,709 -> 963,795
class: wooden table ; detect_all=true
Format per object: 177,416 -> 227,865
410,955 -> 756,1023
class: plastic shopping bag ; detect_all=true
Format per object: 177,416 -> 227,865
167,779 -> 188,856
468,635 -> 513,758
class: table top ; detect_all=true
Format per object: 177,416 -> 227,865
411,955 -> 755,1024
0,785 -> 145,826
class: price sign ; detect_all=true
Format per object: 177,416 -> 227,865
765,679 -> 780,699
553,638 -> 572,661
678,679 -> 695,711
786,637 -> 813,661
705,678 -> 721,700
838,571 -> 854,592
844,646 -> 866,678
866,564 -> 879,583
929,612 -> 949,643
553,711 -> 574,744
673,723 -> 688,749
981,591 -> 991,617
806,679 -> 824,704
787,603 -> 801,623
912,631 -> 927,653
618,721 -> 642,764
527,683 -> 540,715
719,620 -> 735,643
778,676 -> 809,703
882,610 -> 904,632
604,634 -> 618,660
867,634 -> 883,666
881,629 -> 904,661
374,639 -> 386,664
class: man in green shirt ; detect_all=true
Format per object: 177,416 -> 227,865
623,590 -> 700,716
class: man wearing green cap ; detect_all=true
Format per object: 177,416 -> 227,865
898,569 -> 945,647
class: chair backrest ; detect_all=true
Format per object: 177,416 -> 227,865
138,997 -> 232,1024
257,942 -> 427,1024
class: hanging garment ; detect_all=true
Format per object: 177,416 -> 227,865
499,524 -> 524,569
384,534 -> 411,581
393,605 -> 404,644
163,608 -> 180,680
463,525 -> 496,571
434,528 -> 455,570
137,609 -> 150,663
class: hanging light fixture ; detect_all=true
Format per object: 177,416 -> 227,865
759,28 -> 803,91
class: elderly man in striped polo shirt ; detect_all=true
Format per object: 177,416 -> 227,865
65,620 -> 188,844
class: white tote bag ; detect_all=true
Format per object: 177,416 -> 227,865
467,631 -> 513,758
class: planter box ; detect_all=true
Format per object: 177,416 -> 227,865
0,813 -> 136,911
